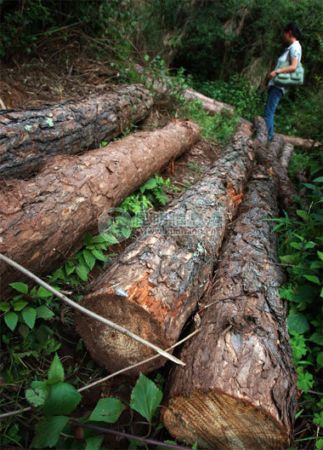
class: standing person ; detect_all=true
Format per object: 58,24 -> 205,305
264,22 -> 302,142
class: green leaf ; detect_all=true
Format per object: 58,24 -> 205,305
0,302 -> 10,312
140,177 -> 157,192
37,286 -> 53,298
9,281 -> 28,294
317,352 -> 323,367
48,353 -> 64,384
43,382 -> 81,415
85,435 -> 104,450
120,227 -> 132,239
25,381 -> 49,407
303,274 -> 321,285
318,251 -> 323,261
4,311 -> 18,331
12,299 -> 28,311
76,264 -> 89,281
296,368 -> 314,393
130,373 -> 163,422
288,312 -> 310,334
316,438 -> 323,450
22,307 -> 37,329
296,209 -> 310,221
83,249 -> 96,270
309,332 -> 323,345
313,176 -> 323,183
314,411 -> 323,427
89,397 -> 125,424
32,415 -> 68,448
91,249 -> 107,262
36,305 -> 55,320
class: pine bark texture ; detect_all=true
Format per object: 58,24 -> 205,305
0,84 -> 153,178
163,170 -> 297,450
0,120 -> 199,297
254,116 -> 298,213
76,122 -> 254,375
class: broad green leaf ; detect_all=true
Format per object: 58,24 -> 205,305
288,312 -> 310,334
0,302 -> 10,312
140,177 -> 157,191
25,381 -> 49,407
314,411 -> 323,427
76,264 -> 89,281
130,373 -> 163,422
22,307 -> 37,329
83,249 -> 96,270
296,209 -> 310,221
318,251 -> 323,261
309,332 -> 323,345
91,249 -> 107,262
85,435 -> 104,450
12,299 -> 28,311
316,438 -> 323,450
36,305 -> 55,320
43,382 -> 81,415
32,415 -> 68,448
296,368 -> 314,393
313,176 -> 323,183
303,274 -> 321,285
317,352 -> 323,367
37,286 -> 53,298
9,281 -> 28,294
4,311 -> 18,331
89,397 -> 125,423
48,353 -> 64,384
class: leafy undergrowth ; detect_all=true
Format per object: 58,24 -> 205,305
275,149 -> 323,450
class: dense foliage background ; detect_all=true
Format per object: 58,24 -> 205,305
0,1 -> 322,449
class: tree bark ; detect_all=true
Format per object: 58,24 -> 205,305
0,84 -> 153,178
0,120 -> 199,297
76,121 -> 254,375
184,88 -> 321,148
162,170 -> 297,450
254,116 -> 298,213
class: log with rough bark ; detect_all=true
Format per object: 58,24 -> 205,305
280,143 -> 295,168
0,120 -> 199,297
183,89 -> 235,115
76,121 -> 254,375
184,87 -> 321,148
254,116 -> 298,213
0,84 -> 153,178
163,170 -> 297,450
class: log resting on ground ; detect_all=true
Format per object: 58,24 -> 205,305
0,84 -> 153,178
254,116 -> 298,213
76,121 -> 254,375
0,120 -> 199,296
184,87 -> 321,148
163,170 -> 297,450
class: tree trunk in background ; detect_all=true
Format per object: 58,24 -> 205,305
0,120 -> 199,297
0,84 -> 153,178
163,171 -> 297,450
76,122 -> 254,375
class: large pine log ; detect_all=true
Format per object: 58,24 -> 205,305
0,120 -> 199,297
0,84 -> 153,178
254,116 -> 298,213
76,122 -> 254,375
162,171 -> 297,450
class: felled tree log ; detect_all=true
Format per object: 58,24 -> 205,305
76,121 -> 254,375
254,116 -> 298,213
183,89 -> 235,115
280,143 -> 295,168
183,88 -> 321,148
0,84 -> 153,178
163,171 -> 297,450
0,120 -> 199,297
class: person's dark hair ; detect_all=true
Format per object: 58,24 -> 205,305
284,22 -> 302,40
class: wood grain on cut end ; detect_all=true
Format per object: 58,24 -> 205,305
163,390 -> 290,450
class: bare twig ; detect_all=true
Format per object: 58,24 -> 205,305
0,253 -> 184,367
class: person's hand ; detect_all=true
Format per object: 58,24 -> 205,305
268,70 -> 277,79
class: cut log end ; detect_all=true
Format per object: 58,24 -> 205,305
163,390 -> 290,450
76,285 -> 169,374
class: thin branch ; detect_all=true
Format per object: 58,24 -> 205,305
71,420 -> 192,450
0,407 -> 31,419
0,253 -> 184,367
79,328 -> 200,392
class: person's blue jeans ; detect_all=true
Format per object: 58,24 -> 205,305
264,86 -> 283,141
